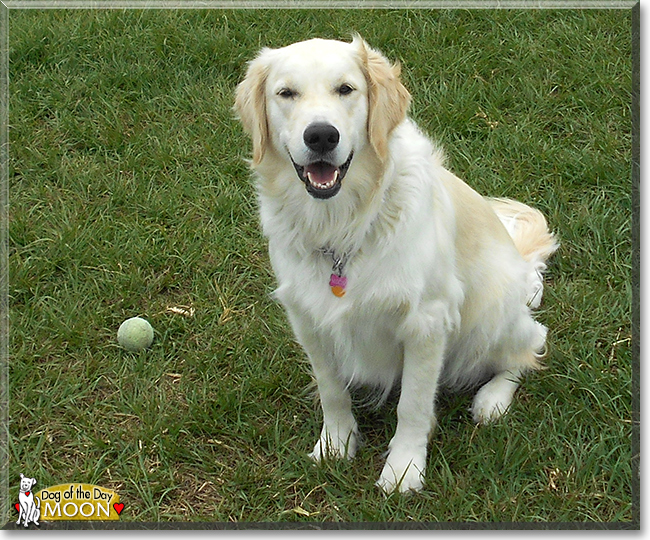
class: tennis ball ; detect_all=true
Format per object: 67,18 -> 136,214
117,317 -> 154,352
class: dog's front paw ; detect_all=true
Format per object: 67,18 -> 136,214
309,423 -> 358,462
376,446 -> 426,494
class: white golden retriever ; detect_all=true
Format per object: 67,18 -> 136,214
235,36 -> 558,493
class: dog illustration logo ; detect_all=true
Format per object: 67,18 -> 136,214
16,473 -> 40,527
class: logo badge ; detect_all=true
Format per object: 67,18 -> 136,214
15,475 -> 123,525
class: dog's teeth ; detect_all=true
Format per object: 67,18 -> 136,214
307,170 -> 339,190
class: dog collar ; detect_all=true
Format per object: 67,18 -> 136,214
319,247 -> 349,297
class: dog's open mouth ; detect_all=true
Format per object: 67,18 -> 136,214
292,152 -> 354,200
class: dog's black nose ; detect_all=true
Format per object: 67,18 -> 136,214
303,123 -> 340,154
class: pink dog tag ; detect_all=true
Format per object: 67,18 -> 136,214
329,274 -> 347,297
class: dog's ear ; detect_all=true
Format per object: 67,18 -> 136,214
234,49 -> 272,166
354,36 -> 411,162
31,478 -> 37,487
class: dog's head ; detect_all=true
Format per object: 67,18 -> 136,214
234,36 -> 410,200
19,474 -> 36,492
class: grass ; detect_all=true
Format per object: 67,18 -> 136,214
5,8 -> 634,525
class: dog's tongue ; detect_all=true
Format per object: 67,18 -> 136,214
305,162 -> 338,188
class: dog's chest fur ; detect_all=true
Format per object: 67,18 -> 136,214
273,246 -> 409,390
265,194 -> 460,395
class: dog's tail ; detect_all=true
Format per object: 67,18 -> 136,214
488,197 -> 559,308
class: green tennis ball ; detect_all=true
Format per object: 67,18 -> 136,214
117,317 -> 154,352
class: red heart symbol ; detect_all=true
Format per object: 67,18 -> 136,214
113,503 -> 124,515
14,503 -> 19,512
25,492 -> 30,496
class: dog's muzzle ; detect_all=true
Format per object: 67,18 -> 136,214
291,123 -> 353,200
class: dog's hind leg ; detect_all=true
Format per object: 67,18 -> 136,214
471,367 -> 523,423
32,499 -> 40,526
472,315 -> 547,424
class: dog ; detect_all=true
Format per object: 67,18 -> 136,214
16,474 -> 40,527
234,36 -> 558,493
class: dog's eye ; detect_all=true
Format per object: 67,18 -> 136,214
337,83 -> 355,96
278,88 -> 297,99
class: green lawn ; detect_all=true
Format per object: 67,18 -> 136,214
5,8 -> 634,524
